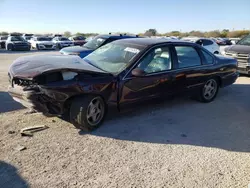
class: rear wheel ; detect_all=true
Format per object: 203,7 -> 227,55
36,44 -> 40,50
214,51 -> 219,54
198,78 -> 219,103
69,96 -> 106,131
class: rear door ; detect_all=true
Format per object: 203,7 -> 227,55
171,45 -> 207,94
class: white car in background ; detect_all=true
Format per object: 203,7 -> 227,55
52,37 -> 74,49
182,37 -> 220,54
30,36 -> 56,50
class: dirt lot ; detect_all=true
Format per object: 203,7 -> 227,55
0,49 -> 250,188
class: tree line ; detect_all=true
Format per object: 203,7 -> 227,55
142,29 -> 250,38
1,29 -> 249,38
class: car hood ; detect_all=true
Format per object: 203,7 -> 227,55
60,46 -> 93,53
226,45 -> 250,54
9,54 -> 106,79
13,41 -> 29,44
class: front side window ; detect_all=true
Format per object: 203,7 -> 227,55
175,46 -> 201,68
201,50 -> 214,64
137,47 -> 172,74
84,42 -> 144,74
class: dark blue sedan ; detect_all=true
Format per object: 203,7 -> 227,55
60,34 -> 140,58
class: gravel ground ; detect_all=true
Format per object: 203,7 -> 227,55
0,49 -> 250,188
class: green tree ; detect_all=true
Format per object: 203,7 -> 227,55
0,31 -> 8,35
144,29 -> 157,36
64,31 -> 72,38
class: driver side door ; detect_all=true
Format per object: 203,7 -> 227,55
119,45 -> 174,107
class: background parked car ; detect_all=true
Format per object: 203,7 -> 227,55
0,35 -> 8,48
50,34 -> 63,38
69,36 -> 86,46
52,37 -> 74,49
215,38 -> 232,45
5,35 -> 31,51
60,34 -> 140,58
22,34 -> 33,43
222,34 -> 250,75
182,37 -> 220,54
30,36 -> 56,50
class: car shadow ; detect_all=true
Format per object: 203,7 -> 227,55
0,91 -> 24,113
0,161 -> 29,188
80,83 -> 250,152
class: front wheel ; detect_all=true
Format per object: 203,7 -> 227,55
69,96 -> 106,131
198,78 -> 219,103
7,44 -> 13,51
57,43 -> 62,49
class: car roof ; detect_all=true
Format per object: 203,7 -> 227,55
114,38 -> 193,46
97,34 -> 139,39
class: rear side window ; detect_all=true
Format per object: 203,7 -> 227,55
201,50 -> 214,64
202,39 -> 213,46
175,46 -> 201,68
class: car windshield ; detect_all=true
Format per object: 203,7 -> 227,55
237,35 -> 250,46
73,36 -> 85,40
83,42 -> 144,74
25,36 -> 32,40
83,36 -> 107,50
1,36 -> 7,40
37,37 -> 52,41
59,37 -> 70,41
11,36 -> 24,41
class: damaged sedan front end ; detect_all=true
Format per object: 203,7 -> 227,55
8,54 -> 115,116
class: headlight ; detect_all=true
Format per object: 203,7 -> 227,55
62,71 -> 78,80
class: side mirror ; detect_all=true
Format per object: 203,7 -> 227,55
131,68 -> 146,77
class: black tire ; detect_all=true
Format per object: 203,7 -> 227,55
0,43 -> 5,48
198,78 -> 219,103
214,51 -> 219,54
7,44 -> 13,51
69,95 -> 106,131
57,43 -> 62,49
36,44 -> 40,50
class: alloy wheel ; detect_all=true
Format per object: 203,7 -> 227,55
203,79 -> 218,100
86,97 -> 105,126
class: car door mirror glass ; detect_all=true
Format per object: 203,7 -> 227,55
131,68 -> 146,77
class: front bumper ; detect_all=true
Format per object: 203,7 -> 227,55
38,44 -> 56,50
61,43 -> 74,47
8,84 -> 64,115
12,45 -> 31,50
237,67 -> 250,75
